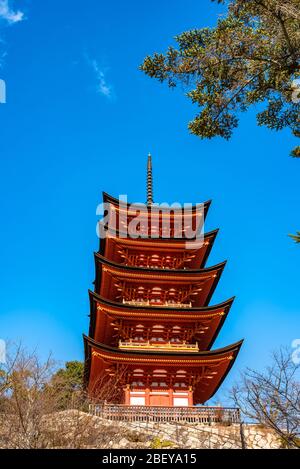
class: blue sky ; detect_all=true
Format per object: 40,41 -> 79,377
0,0 -> 299,402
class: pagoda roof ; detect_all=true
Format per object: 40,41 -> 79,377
88,290 -> 234,350
94,252 -> 226,307
84,334 -> 243,404
89,290 -> 234,315
95,252 -> 226,277
101,227 -> 218,244
102,192 -> 212,215
99,229 -> 219,269
85,333 -> 242,361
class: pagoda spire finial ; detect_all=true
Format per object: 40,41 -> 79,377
147,153 -> 153,206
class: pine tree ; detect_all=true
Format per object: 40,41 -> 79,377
141,0 -> 300,157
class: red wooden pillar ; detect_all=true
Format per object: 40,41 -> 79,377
169,388 -> 173,406
124,385 -> 130,405
145,387 -> 150,406
188,387 -> 193,406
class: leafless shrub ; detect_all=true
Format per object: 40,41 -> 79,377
0,344 -> 128,448
230,347 -> 300,448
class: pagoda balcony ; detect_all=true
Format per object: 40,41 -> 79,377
118,339 -> 199,352
89,403 -> 240,425
122,299 -> 192,308
124,263 -> 189,270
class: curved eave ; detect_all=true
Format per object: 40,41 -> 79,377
83,334 -> 243,399
199,339 -> 243,404
94,251 -> 226,276
89,290 -> 234,314
99,228 -> 219,266
84,334 -> 243,359
102,192 -> 212,215
94,253 -> 226,308
88,291 -> 234,349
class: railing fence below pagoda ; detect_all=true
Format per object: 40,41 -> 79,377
89,404 -> 240,425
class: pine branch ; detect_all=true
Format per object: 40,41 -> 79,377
289,232 -> 300,243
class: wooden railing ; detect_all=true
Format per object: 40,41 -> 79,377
122,300 -> 192,308
118,340 -> 199,352
89,404 -> 240,425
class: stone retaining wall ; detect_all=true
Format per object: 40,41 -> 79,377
42,410 -> 283,449
106,419 -> 282,449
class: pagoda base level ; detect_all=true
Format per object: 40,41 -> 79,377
124,388 -> 193,407
89,403 -> 240,425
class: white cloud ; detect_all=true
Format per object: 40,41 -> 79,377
90,58 -> 114,99
0,0 -> 24,25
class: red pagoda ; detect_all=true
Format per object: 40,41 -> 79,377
84,155 -> 242,407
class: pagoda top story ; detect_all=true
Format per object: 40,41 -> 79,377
84,154 -> 243,407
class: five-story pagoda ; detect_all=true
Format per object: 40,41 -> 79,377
84,155 -> 242,407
